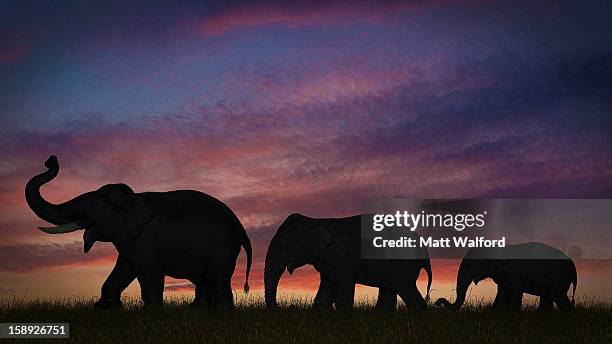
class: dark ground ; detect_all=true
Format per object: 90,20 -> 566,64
1,296 -> 611,343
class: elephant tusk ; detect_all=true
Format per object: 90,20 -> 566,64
38,223 -> 82,234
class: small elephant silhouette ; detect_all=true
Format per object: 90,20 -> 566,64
435,242 -> 577,310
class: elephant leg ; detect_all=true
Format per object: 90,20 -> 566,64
494,284 -> 521,310
492,286 -> 514,310
137,268 -> 164,307
508,291 -> 523,310
554,293 -> 573,309
95,256 -> 136,309
398,285 -> 427,311
192,280 -> 211,308
332,281 -> 355,311
313,276 -> 334,310
492,288 -> 504,309
374,288 -> 397,311
538,297 -> 554,311
210,275 -> 234,310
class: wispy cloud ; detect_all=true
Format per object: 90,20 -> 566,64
188,1 -> 438,36
0,242 -> 115,272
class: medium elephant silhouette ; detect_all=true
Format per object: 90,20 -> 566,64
25,155 -> 252,309
435,242 -> 577,310
264,214 -> 432,310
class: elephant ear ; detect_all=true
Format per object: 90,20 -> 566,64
102,183 -> 135,209
123,195 -> 153,239
309,224 -> 334,263
98,184 -> 151,240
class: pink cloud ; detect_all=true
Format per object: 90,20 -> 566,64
2,94 -> 608,246
164,281 -> 194,292
189,1 -> 439,36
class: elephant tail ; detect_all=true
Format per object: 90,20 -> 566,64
228,210 -> 252,294
241,229 -> 253,294
423,259 -> 432,300
570,260 -> 577,306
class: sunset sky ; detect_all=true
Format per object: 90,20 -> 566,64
1,1 -> 611,303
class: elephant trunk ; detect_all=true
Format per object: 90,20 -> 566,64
436,260 -> 474,310
264,245 -> 286,308
449,265 -> 472,310
24,155 -> 86,228
424,259 -> 433,300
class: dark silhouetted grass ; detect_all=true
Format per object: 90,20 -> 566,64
1,296 -> 611,343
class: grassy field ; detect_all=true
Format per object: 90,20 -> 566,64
1,296 -> 611,343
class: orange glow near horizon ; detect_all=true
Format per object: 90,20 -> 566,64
2,258 -> 611,304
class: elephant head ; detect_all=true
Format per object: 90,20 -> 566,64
25,155 -> 152,253
435,249 -> 504,310
264,214 -> 334,307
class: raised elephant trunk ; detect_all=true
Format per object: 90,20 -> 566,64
264,244 -> 286,308
435,260 -> 474,310
25,155 -> 85,230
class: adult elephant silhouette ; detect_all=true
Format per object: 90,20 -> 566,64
264,214 -> 432,311
435,242 -> 577,310
25,155 -> 252,309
